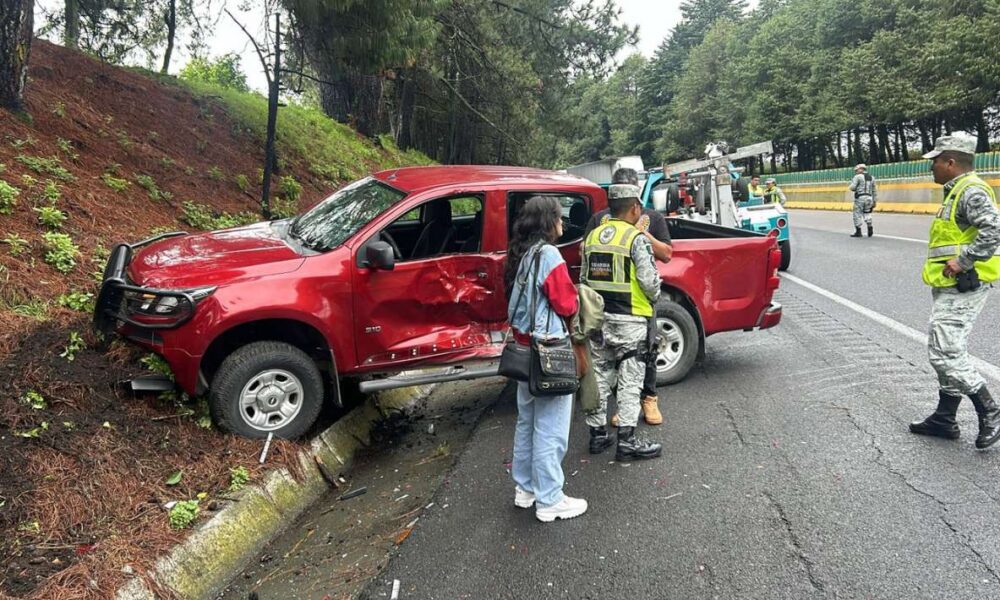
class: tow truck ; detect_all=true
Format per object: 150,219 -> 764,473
566,141 -> 792,270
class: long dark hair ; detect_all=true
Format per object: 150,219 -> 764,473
505,196 -> 562,299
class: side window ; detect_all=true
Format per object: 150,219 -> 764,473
507,192 -> 591,247
381,194 -> 484,261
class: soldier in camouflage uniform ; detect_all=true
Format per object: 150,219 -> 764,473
581,183 -> 663,461
909,135 -> 1000,450
849,164 -> 877,237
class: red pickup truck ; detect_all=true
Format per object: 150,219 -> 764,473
94,166 -> 781,438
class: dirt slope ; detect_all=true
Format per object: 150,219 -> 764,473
0,40 -> 422,600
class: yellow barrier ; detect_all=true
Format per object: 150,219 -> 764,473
782,177 -> 1000,213
785,201 -> 940,214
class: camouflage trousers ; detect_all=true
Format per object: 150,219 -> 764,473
928,286 -> 990,396
852,196 -> 873,228
585,318 -> 647,429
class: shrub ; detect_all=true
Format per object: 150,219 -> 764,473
235,174 -> 250,193
168,499 -> 200,529
20,174 -> 36,188
271,196 -> 298,219
140,353 -> 174,379
21,391 -> 46,410
2,233 -> 29,256
35,206 -> 67,229
159,156 -> 175,169
56,138 -> 78,160
229,466 -> 250,492
101,173 -> 130,192
0,181 -> 19,214
57,291 -> 94,312
278,176 -> 302,202
135,174 -> 165,200
181,201 -> 256,230
40,180 -> 60,204
207,166 -> 224,181
179,54 -> 249,92
41,232 -> 80,273
60,331 -> 85,361
51,102 -> 65,117
15,155 -> 75,181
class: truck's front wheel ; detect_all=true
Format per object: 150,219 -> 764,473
653,299 -> 699,385
210,341 -> 324,439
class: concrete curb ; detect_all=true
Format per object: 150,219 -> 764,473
116,384 -> 436,600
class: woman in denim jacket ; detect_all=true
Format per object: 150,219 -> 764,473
504,196 -> 586,522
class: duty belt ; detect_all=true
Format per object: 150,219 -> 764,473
928,244 -> 1000,258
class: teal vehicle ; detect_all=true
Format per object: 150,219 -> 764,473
733,178 -> 791,270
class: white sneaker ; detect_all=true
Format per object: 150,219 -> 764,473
514,486 -> 535,508
535,495 -> 587,522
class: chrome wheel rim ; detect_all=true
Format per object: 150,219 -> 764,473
239,369 -> 304,432
655,317 -> 684,373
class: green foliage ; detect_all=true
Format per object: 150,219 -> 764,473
168,499 -> 200,529
10,135 -> 36,149
278,176 -> 302,202
207,166 -> 224,181
57,291 -> 95,312
35,206 -> 68,230
116,130 -> 134,150
101,173 -> 131,192
180,54 -> 250,92
40,180 -> 61,204
20,391 -> 46,410
56,138 -> 79,161
51,102 -> 66,118
228,466 -> 250,492
20,174 -> 37,188
235,174 -> 250,193
181,201 -> 257,231
2,233 -> 29,256
10,301 -> 49,320
60,332 -> 85,362
270,197 -> 299,220
160,156 -> 175,169
42,232 -> 80,273
0,181 -> 19,214
136,174 -> 166,200
140,353 -> 174,380
15,155 -> 75,182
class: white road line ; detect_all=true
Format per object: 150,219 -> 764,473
795,224 -> 927,244
782,272 -> 1000,384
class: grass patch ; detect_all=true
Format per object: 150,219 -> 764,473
181,201 -> 257,231
0,181 -> 19,214
101,173 -> 131,192
15,155 -> 75,182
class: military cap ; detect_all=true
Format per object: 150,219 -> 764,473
854,163 -> 867,171
923,134 -> 977,159
607,183 -> 641,200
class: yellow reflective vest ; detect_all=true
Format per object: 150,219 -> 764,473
922,172 -> 1000,287
583,219 -> 653,317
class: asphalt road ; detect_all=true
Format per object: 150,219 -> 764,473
233,210 -> 1000,600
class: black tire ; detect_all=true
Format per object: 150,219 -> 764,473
734,177 -> 749,204
665,183 -> 681,213
210,341 -> 324,439
779,240 -> 791,271
653,299 -> 700,385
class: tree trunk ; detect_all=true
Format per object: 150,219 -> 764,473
260,13 -> 281,220
160,0 -> 176,75
396,70 -> 416,150
0,0 -> 33,112
853,127 -> 864,164
943,118 -> 952,135
898,123 -> 910,161
876,124 -> 893,162
918,120 -> 932,152
836,131 -> 844,166
975,108 -> 990,152
769,146 -> 777,173
64,0 -> 78,49
868,125 -> 880,164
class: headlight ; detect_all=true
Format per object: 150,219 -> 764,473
131,287 -> 216,316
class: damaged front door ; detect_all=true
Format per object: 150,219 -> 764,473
352,193 -> 507,370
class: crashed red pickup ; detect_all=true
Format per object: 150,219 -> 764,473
94,166 -> 781,438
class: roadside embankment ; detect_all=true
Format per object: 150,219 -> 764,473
782,174 -> 1000,214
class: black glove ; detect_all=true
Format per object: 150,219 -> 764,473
956,267 -> 981,293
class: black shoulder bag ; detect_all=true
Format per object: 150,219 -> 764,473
526,250 -> 579,397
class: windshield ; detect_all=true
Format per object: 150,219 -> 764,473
290,178 -> 406,251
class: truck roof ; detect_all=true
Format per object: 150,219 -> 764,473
372,165 -> 596,194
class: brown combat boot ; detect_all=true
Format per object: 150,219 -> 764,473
641,395 -> 663,425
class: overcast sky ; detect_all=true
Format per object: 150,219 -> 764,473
36,0 -> 758,93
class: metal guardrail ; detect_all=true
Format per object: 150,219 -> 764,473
772,152 -> 1000,185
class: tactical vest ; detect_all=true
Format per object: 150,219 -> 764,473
922,172 -> 1000,287
583,219 -> 653,317
854,173 -> 874,198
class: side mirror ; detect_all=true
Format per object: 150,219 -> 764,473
366,241 -> 395,270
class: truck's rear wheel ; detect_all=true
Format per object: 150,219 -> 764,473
779,240 -> 791,271
654,299 -> 699,385
210,341 -> 324,439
